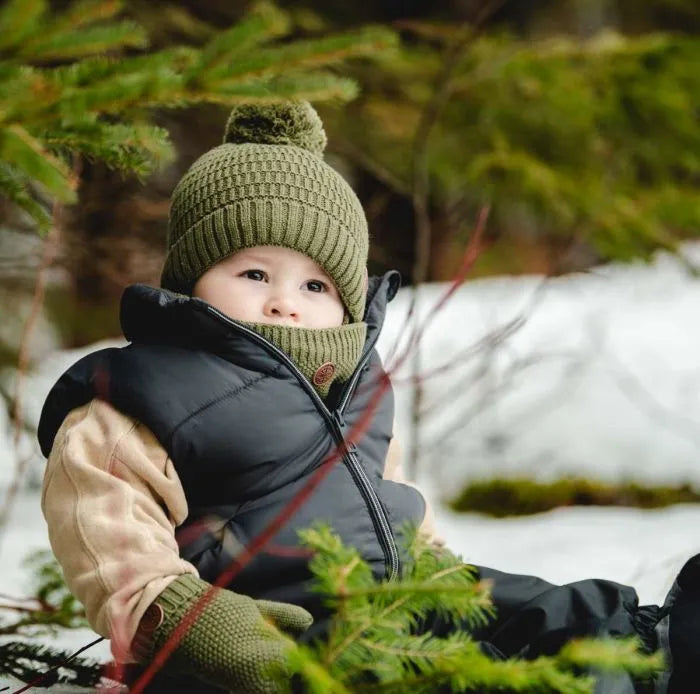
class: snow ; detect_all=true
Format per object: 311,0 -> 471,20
2,247 -> 700,689
435,504 -> 700,606
379,246 -> 700,489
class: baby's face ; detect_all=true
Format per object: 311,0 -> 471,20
192,245 -> 345,329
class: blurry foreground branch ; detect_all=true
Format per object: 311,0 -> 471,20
0,0 -> 396,231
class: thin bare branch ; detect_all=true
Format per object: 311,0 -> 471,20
0,220 -> 60,541
0,157 -> 81,547
407,1 -> 507,480
331,138 -> 411,196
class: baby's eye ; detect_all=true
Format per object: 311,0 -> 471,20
241,269 -> 266,281
304,280 -> 327,293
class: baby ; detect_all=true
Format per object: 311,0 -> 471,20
38,102 -> 697,694
39,101 -> 432,692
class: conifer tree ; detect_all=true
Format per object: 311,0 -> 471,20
285,525 -> 663,693
0,0 -> 395,231
318,20 -> 700,275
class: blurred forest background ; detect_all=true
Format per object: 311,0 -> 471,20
2,0 -> 700,486
2,3 -> 700,687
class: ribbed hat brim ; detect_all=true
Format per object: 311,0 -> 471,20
161,198 -> 367,322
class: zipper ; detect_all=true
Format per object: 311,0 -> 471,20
335,279 -> 386,415
339,417 -> 400,581
204,306 -> 400,581
337,350 -> 372,415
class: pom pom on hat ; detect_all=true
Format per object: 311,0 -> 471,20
223,101 -> 327,157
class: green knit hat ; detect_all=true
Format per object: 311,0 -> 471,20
161,101 -> 369,323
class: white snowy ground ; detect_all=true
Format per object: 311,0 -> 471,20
3,247 -> 700,689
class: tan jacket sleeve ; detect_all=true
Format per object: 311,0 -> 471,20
41,399 -> 198,661
384,436 -> 445,547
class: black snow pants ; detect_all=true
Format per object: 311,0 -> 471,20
454,565 -> 663,693
437,558 -> 697,694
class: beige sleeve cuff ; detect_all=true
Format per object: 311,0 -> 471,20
41,399 -> 198,661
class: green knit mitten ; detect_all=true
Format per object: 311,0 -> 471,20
131,574 -> 313,693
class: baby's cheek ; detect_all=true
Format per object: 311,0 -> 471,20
330,296 -> 347,326
313,295 -> 345,328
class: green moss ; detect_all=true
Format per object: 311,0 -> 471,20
449,478 -> 700,517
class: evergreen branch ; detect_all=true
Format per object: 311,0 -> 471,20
0,68 -> 59,125
360,633 -> 473,661
41,0 -> 123,34
51,48 -> 195,91
185,1 -> 289,82
0,124 -> 76,202
0,162 -> 51,229
192,72 -> 359,104
286,645 -> 351,694
361,661 -> 594,694
0,550 -> 88,634
363,636 -> 596,693
300,525 -> 376,600
33,48 -> 197,120
44,122 -> 174,178
338,576 -> 491,602
558,638 -> 665,676
336,632 -> 597,693
291,528 -> 662,693
0,640 -> 104,688
200,27 -> 397,85
0,1 -> 392,233
336,556 -> 363,593
324,570 -> 456,664
18,21 -> 149,62
0,0 -> 46,51
56,67 -> 183,118
301,526 -> 491,667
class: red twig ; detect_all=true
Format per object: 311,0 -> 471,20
131,211 -> 488,689
131,371 -> 397,693
25,208 -> 488,692
127,202 -> 492,691
389,206 -> 490,376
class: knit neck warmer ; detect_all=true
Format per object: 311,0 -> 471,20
242,321 -> 367,398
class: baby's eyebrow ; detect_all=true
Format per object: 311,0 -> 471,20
230,252 -> 269,265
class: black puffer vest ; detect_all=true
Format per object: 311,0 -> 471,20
38,271 -> 425,627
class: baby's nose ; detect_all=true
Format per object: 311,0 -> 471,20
264,294 -> 299,319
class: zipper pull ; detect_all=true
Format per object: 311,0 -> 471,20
332,410 -> 358,454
